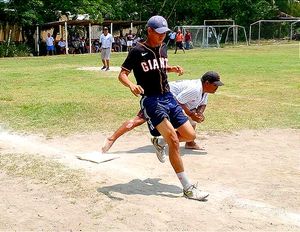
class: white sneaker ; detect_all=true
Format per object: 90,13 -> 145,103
183,184 -> 209,201
151,137 -> 167,163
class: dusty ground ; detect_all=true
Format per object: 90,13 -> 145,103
0,128 -> 299,231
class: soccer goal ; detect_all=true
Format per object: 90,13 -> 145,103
204,19 -> 248,46
249,19 -> 300,44
290,20 -> 300,40
175,25 -> 220,48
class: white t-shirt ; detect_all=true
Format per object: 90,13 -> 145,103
169,79 -> 208,110
46,36 -> 54,46
169,32 -> 176,40
100,33 -> 114,48
58,40 -> 66,48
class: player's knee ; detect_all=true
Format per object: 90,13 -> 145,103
186,131 -> 196,142
167,134 -> 180,149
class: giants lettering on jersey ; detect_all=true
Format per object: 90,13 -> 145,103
141,58 -> 168,72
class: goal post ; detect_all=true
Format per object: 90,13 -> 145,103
224,25 -> 248,45
175,25 -> 220,48
249,19 -> 300,45
203,19 -> 248,46
290,20 -> 300,40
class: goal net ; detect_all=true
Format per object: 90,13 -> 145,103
249,20 -> 300,44
203,20 -> 248,46
175,25 -> 220,48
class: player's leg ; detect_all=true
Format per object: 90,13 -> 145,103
156,119 -> 208,201
176,121 -> 196,142
102,115 -> 146,153
184,121 -> 203,150
181,42 -> 185,53
155,118 -> 184,172
101,50 -> 106,69
106,59 -> 110,70
105,50 -> 110,71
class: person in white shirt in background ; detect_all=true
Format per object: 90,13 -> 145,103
46,33 -> 55,55
57,38 -> 66,54
99,27 -> 114,71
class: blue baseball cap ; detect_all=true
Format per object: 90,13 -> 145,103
147,15 -> 170,34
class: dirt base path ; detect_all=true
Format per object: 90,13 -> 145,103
0,129 -> 299,231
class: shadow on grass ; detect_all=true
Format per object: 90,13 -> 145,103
97,178 -> 182,201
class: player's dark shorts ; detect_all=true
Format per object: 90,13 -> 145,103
176,41 -> 183,49
140,92 -> 188,136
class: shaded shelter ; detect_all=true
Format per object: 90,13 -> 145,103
37,19 -> 146,55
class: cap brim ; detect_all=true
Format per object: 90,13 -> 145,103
213,81 -> 224,86
154,27 -> 170,34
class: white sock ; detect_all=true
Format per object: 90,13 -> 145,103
176,171 -> 192,190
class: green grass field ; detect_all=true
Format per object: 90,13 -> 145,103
0,43 -> 299,136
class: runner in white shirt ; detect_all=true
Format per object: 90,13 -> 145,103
102,71 -> 224,153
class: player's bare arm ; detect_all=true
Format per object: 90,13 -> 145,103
118,69 -> 144,96
166,65 -> 184,76
179,103 -> 202,123
196,105 -> 206,122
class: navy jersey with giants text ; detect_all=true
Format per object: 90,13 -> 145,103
121,42 -> 169,96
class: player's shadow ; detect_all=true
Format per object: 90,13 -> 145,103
97,178 -> 182,201
110,145 -> 154,154
110,145 -> 207,156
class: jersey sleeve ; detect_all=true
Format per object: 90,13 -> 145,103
121,49 -> 138,72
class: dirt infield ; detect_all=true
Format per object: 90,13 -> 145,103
0,129 -> 299,231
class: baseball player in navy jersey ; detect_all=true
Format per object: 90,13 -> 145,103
117,15 -> 211,201
102,71 -> 223,153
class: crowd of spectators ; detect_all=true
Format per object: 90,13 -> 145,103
43,31 -> 143,55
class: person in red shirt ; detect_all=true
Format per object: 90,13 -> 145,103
184,30 -> 192,50
174,30 -> 185,54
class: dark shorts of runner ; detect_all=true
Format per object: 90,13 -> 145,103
176,41 -> 183,49
140,92 -> 188,136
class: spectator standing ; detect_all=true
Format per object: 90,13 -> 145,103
184,30 -> 192,50
79,37 -> 86,54
120,36 -> 127,52
99,27 -> 114,71
126,30 -> 134,51
113,36 -> 121,52
46,33 -> 55,55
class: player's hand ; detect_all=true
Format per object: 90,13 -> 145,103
129,84 -> 144,97
174,66 -> 184,76
191,112 -> 205,123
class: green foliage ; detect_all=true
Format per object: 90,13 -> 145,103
1,0 -> 107,26
0,42 -> 32,57
2,0 -> 300,30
